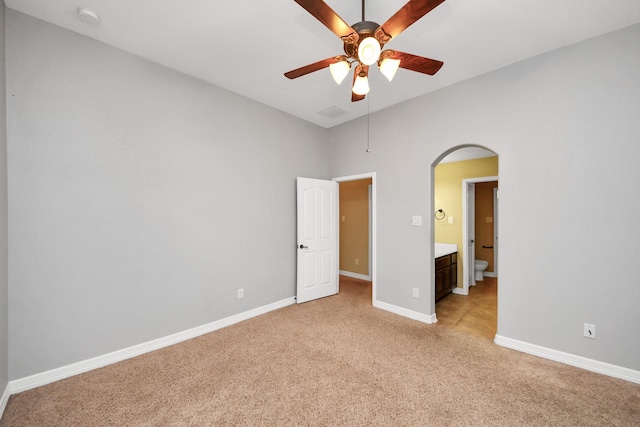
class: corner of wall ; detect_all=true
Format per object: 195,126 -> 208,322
1,1 -> 11,421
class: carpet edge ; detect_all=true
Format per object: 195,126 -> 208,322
494,334 -> 640,384
8,297 -> 296,395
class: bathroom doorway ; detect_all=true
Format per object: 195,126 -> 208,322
462,177 -> 499,294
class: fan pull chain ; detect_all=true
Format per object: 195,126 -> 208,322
366,98 -> 371,153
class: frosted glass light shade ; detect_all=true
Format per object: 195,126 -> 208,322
379,58 -> 401,82
352,74 -> 370,95
329,60 -> 350,85
357,37 -> 381,66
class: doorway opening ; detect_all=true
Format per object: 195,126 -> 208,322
462,177 -> 499,294
431,146 -> 499,340
334,173 -> 376,303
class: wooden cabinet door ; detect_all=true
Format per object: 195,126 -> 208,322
450,263 -> 457,288
435,265 -> 451,302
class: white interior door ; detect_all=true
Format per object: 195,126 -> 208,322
296,177 -> 338,304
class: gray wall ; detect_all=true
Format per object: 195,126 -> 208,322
6,10 -> 329,380
5,8 -> 640,382
0,4 -> 9,394
328,24 -> 640,371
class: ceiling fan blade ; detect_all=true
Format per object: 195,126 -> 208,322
376,0 -> 445,42
293,0 -> 358,43
284,57 -> 341,79
388,50 -> 443,75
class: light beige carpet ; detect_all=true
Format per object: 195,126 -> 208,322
2,279 -> 639,426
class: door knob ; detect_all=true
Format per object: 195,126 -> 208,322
299,244 -> 308,249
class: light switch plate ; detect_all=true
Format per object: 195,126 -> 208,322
412,216 -> 422,226
584,323 -> 596,339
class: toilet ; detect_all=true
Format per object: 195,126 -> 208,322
474,259 -> 489,282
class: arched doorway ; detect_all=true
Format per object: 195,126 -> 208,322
431,145 -> 499,340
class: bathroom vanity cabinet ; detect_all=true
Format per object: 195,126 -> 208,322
435,252 -> 457,302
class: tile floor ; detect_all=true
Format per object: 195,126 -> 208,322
338,275 -> 498,340
435,277 -> 497,340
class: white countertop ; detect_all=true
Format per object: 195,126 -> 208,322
435,243 -> 458,258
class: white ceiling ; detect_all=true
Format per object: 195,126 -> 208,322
6,0 -> 640,128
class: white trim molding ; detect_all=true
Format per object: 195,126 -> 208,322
339,270 -> 371,281
494,335 -> 640,384
0,383 -> 10,420
373,300 -> 437,324
9,297 -> 296,395
452,287 -> 468,296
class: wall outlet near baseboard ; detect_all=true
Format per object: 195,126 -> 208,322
412,288 -> 419,298
584,323 -> 596,339
237,288 -> 244,299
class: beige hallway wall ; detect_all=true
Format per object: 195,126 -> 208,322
339,179 -> 371,276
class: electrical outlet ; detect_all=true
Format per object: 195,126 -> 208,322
412,288 -> 419,298
237,288 -> 244,299
584,323 -> 596,339
355,258 -> 359,266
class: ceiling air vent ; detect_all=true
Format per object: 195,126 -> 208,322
317,104 -> 348,118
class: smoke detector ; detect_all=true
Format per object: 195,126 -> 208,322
77,8 -> 100,25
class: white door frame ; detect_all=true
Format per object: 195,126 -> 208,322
462,181 -> 476,295
486,187 -> 499,278
333,172 -> 377,303
461,176 -> 498,295
494,187 -> 499,276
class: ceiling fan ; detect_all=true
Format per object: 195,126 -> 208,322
284,0 -> 445,102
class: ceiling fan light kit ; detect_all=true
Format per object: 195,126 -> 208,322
379,57 -> 401,81
329,59 -> 351,84
285,0 -> 446,102
352,73 -> 370,95
357,37 -> 381,65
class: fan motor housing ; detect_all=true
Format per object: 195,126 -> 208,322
344,20 -> 382,58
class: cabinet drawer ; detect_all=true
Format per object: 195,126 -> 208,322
450,252 -> 457,264
435,255 -> 450,270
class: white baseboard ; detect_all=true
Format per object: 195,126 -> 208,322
339,270 -> 371,281
452,287 -> 468,295
373,299 -> 437,324
484,272 -> 497,278
9,297 -> 296,395
494,335 -> 640,384
0,382 -> 9,420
